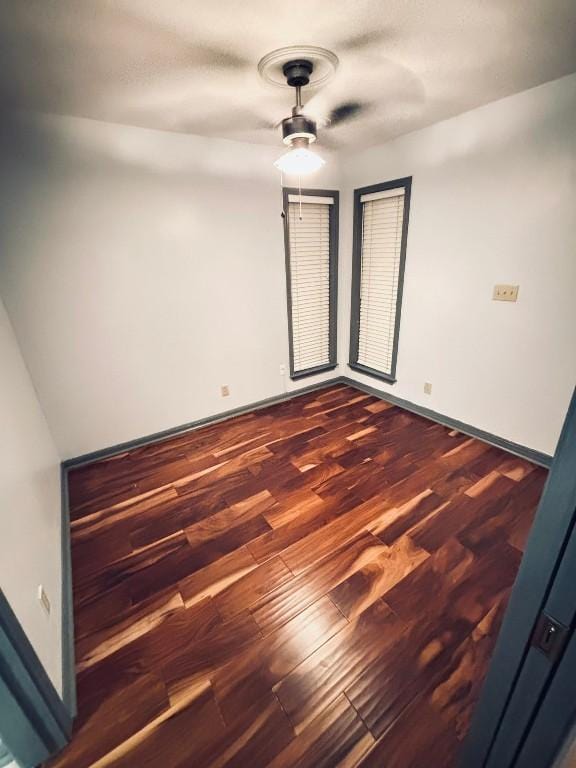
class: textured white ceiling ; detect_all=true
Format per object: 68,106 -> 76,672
0,0 -> 575,148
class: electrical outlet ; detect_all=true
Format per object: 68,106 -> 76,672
493,284 -> 519,302
38,586 -> 51,616
424,382 -> 432,395
221,385 -> 230,397
279,364 -> 286,376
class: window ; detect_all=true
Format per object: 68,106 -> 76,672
283,188 -> 339,379
349,177 -> 412,383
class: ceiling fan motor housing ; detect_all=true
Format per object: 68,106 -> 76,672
281,114 -> 317,145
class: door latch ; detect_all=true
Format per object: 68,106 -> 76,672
532,613 -> 570,664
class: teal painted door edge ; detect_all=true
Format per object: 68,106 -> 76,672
0,590 -> 71,767
0,675 -> 49,768
60,466 -> 76,719
0,738 -> 12,768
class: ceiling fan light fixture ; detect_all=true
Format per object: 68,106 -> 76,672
274,144 -> 325,175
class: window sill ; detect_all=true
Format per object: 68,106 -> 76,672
348,362 -> 397,385
290,363 -> 338,381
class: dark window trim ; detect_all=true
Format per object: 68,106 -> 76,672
348,176 -> 412,385
282,187 -> 339,381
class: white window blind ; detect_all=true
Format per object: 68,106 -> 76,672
286,197 -> 333,375
357,187 -> 406,376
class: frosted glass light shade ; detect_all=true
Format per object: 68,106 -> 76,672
274,147 -> 325,175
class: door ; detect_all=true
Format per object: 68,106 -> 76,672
462,387 -> 576,767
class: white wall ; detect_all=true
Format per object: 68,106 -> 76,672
339,73 -> 576,457
0,114 -> 341,459
0,297 -> 62,693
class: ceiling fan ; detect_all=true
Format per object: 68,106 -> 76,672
258,46 -> 368,175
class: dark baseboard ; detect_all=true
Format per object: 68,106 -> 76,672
62,378 -> 344,469
338,375 -> 553,468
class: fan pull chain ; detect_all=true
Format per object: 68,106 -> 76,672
298,175 -> 303,220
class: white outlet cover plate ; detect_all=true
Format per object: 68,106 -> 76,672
38,585 -> 51,615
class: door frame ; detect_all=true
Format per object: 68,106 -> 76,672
461,387 -> 576,766
0,591 -> 72,767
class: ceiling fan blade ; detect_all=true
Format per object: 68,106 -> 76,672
328,100 -> 369,127
335,30 -> 391,53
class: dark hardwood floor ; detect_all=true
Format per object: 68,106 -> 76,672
50,384 -> 547,767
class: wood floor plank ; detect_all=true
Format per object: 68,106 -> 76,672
179,545 -> 258,609
459,470 -> 547,555
88,687 -> 226,768
251,532 -> 388,635
368,488 -> 448,544
129,490 -> 229,549
212,596 -> 347,724
75,531 -> 192,606
247,501 -> 332,563
160,609 -> 262,707
274,600 -> 403,734
183,512 -> 272,572
50,384 -> 546,768
266,694 -> 374,768
48,672 -> 169,768
328,534 -> 429,620
191,693 -> 294,768
279,495 -> 393,575
74,582 -> 132,640
76,588 -> 184,672
213,556 -> 294,621
344,611 -> 473,739
75,597 -> 221,718
355,694 -> 461,768
431,613 -> 506,740
262,490 -> 325,529
345,544 -> 522,740
71,486 -> 179,540
408,473 -> 517,554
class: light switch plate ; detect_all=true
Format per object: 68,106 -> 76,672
493,284 -> 519,302
424,382 -> 432,395
221,385 -> 230,397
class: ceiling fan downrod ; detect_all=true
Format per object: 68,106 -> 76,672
280,59 -> 318,146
